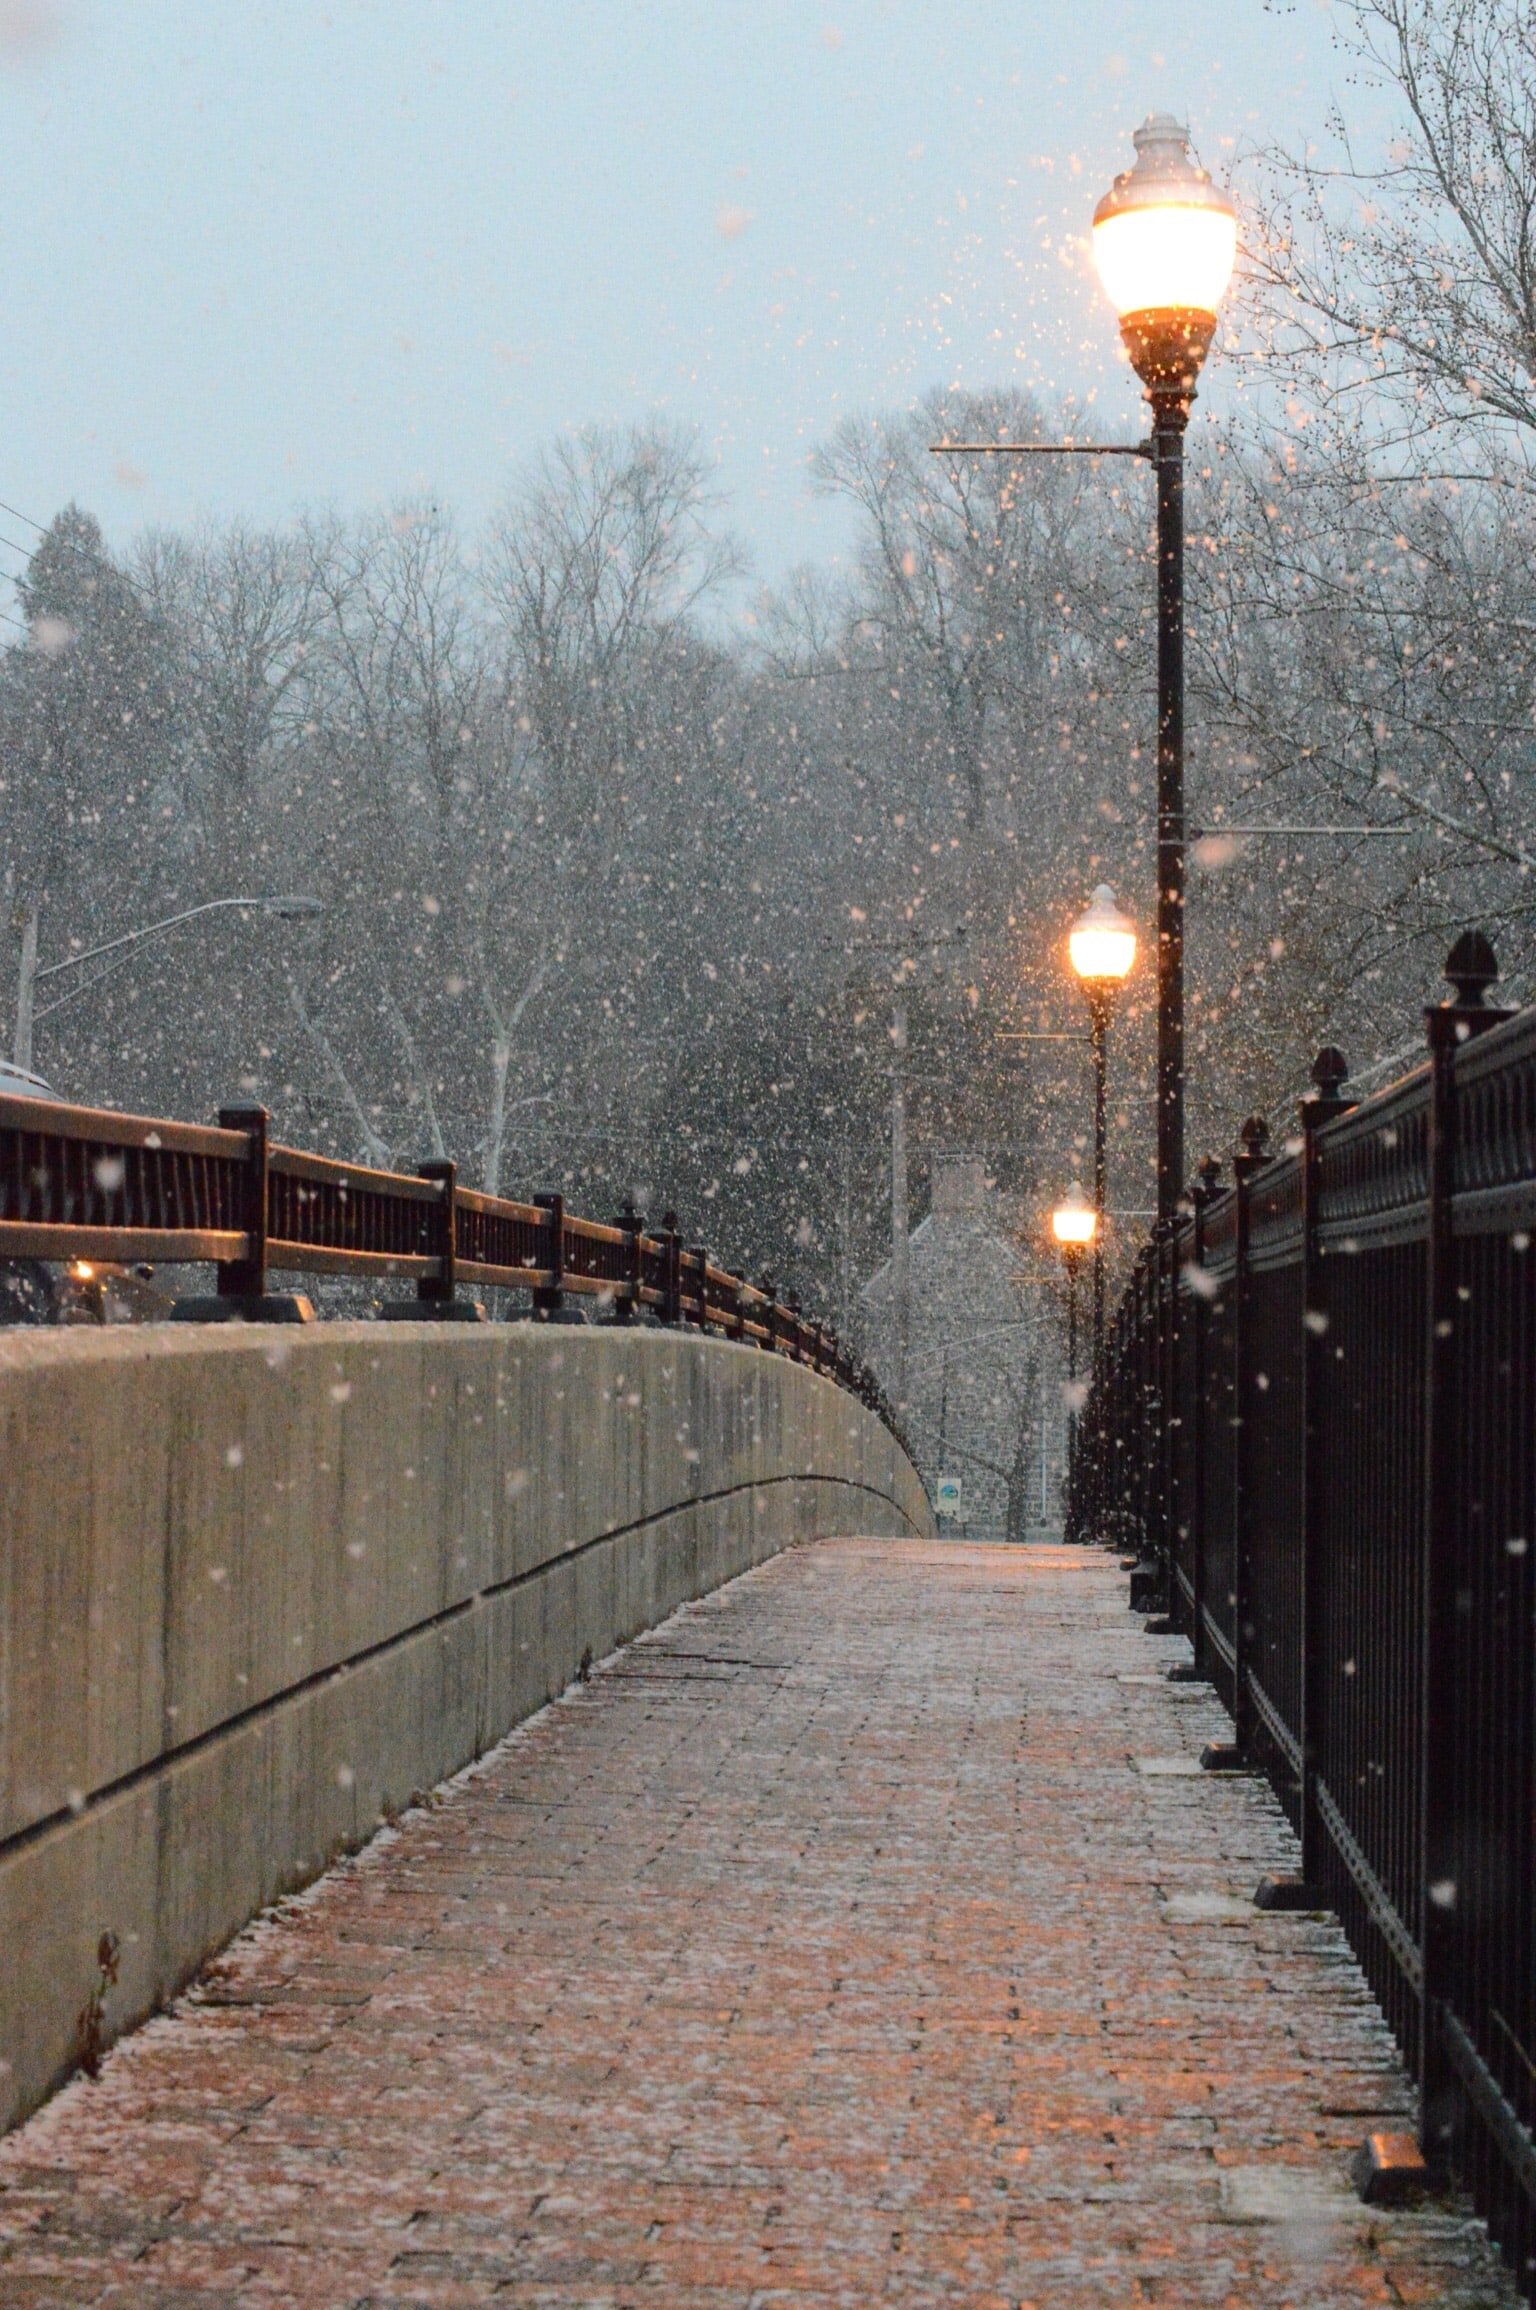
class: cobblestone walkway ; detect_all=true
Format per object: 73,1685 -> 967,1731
0,1539 -> 1519,2307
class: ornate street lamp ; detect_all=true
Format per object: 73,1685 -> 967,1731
1092,116 -> 1236,1222
1050,1185 -> 1097,1527
1068,884 -> 1137,1364
931,112 -> 1235,1220
1050,1184 -> 1097,1324
1050,1185 -> 1097,1244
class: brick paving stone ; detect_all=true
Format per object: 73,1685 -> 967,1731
0,1537 -> 1522,2308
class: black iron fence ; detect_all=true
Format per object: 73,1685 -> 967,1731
1075,932 -> 1536,2296
0,1089 -> 899,1432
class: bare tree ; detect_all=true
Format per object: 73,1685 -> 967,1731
132,520 -> 330,816
1245,0 -> 1536,463
483,420 -> 744,845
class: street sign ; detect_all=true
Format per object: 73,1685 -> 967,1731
935,1475 -> 962,1520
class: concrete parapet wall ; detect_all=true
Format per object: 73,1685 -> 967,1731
0,1323 -> 931,2131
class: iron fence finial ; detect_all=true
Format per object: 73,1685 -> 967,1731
1443,930 -> 1499,1009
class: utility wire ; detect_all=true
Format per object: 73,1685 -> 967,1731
0,491 -> 171,627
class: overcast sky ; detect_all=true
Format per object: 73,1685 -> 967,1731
0,0 -> 1385,594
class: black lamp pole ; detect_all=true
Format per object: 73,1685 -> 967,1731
1119,309 -> 1216,1222
1152,384 -> 1187,1223
1086,988 -> 1110,1364
1064,1242 -> 1084,1529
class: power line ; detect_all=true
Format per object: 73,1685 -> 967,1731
0,491 -> 168,627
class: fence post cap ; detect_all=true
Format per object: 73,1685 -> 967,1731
1238,1114 -> 1270,1160
1443,930 -> 1499,1008
1302,1047 -> 1353,1127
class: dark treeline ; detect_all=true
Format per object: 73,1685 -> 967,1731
4,397 -> 1531,1330
4,0 -> 1534,1333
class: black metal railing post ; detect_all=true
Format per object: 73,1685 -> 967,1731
380,1156 -> 487,1321
1299,1051 -> 1349,1883
610,1198 -> 643,1323
1157,1218 -> 1184,1615
532,1192 -> 565,1318
1171,1154 -> 1221,1685
1112,1283 -> 1133,1550
1420,934 -> 1512,2163
421,1159 -> 458,1306
661,1213 -> 683,1327
1127,1244 -> 1170,1605
1161,1221 -> 1179,1601
1259,1050 -> 1351,1908
171,1103 -> 314,1323
219,1102 -> 270,1303
1128,1253 -> 1159,1606
419,1158 -> 485,1319
1066,1321 -> 1078,1539
1107,1289 -> 1127,1548
1205,1114 -> 1269,1773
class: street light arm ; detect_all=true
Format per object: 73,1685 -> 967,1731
1190,823 -> 1415,840
929,441 -> 1154,459
36,896 -> 320,982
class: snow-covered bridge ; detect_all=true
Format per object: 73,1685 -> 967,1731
0,1048 -> 1528,2306
0,1538 -> 1516,2306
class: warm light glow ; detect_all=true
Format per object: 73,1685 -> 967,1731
1092,205 -> 1237,321
1091,113 -> 1237,321
1051,1190 -> 1097,1247
70,1261 -> 94,1280
1069,884 -> 1137,985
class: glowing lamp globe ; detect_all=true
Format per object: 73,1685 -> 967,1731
1051,1187 -> 1097,1249
1069,885 -> 1137,987
1092,115 -> 1236,394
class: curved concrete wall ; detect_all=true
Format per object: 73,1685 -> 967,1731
0,1322 -> 931,2131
